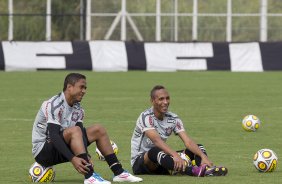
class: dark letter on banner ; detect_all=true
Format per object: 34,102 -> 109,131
0,42 -> 5,70
260,42 -> 282,71
207,43 -> 231,71
126,41 -> 146,70
66,41 -> 92,70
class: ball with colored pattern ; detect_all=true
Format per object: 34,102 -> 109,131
29,162 -> 55,182
96,140 -> 118,161
242,115 -> 261,132
253,149 -> 278,172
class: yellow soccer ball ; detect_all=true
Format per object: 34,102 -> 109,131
29,162 -> 55,182
253,149 -> 278,172
242,115 -> 261,132
96,140 -> 118,161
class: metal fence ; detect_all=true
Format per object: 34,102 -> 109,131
1,0 -> 282,41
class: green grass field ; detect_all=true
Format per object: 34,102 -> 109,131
0,71 -> 282,184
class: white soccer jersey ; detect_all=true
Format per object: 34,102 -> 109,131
32,92 -> 84,158
131,107 -> 185,166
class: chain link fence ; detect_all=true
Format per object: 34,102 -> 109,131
1,0 -> 282,41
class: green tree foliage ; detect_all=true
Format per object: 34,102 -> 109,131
0,0 -> 282,41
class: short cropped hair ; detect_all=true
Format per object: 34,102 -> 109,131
150,85 -> 165,99
63,73 -> 86,91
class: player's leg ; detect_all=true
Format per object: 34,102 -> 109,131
144,147 -> 222,177
144,147 -> 198,176
181,144 -> 207,166
63,126 -> 111,184
86,124 -> 142,182
178,144 -> 228,177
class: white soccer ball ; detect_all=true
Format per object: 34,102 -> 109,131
178,152 -> 192,167
29,162 -> 55,182
169,152 -> 192,175
96,140 -> 118,161
253,148 -> 278,172
242,115 -> 261,132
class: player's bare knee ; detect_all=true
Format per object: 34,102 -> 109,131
71,126 -> 83,138
94,124 -> 107,137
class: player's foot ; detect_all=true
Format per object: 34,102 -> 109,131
192,164 -> 207,177
113,170 -> 143,182
204,166 -> 228,176
84,173 -> 111,184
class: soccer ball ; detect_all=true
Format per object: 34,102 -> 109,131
29,162 -> 55,182
169,152 -> 192,175
178,152 -> 192,167
242,115 -> 261,132
253,148 -> 278,172
96,140 -> 118,161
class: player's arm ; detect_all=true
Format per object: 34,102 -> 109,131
178,131 -> 213,166
145,129 -> 179,157
145,129 -> 185,171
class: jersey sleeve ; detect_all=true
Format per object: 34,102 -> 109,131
137,113 -> 155,133
43,101 -> 63,125
78,108 -> 84,123
173,118 -> 185,134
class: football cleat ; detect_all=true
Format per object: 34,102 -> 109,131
113,170 -> 143,182
204,166 -> 228,176
84,173 -> 111,184
192,164 -> 207,177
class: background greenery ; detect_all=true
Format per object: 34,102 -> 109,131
1,0 -> 282,41
0,71 -> 281,183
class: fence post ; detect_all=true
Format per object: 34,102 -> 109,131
46,0 -> 51,41
260,0 -> 267,42
121,0 -> 127,41
226,0 -> 232,42
174,0 -> 178,41
86,0 -> 91,40
8,0 -> 13,41
156,0 -> 161,41
192,0 -> 198,41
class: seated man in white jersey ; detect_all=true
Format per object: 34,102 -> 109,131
131,85 -> 228,177
32,73 -> 142,184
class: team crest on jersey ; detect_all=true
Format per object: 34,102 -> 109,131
71,111 -> 80,122
165,127 -> 173,136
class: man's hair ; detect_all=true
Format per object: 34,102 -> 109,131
150,85 -> 165,99
63,73 -> 86,91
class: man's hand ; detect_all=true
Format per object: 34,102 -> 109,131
172,153 -> 187,172
201,155 -> 213,167
71,156 -> 90,175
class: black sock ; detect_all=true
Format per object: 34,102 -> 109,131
77,153 -> 93,179
147,147 -> 174,170
184,144 -> 208,166
104,153 -> 124,176
148,147 -> 194,175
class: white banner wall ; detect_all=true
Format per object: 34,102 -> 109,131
145,43 -> 213,71
3,42 -> 73,71
229,43 -> 263,72
89,41 -> 128,72
1,41 -> 282,71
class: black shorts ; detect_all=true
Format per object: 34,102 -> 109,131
132,152 -> 170,175
35,127 -> 89,167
